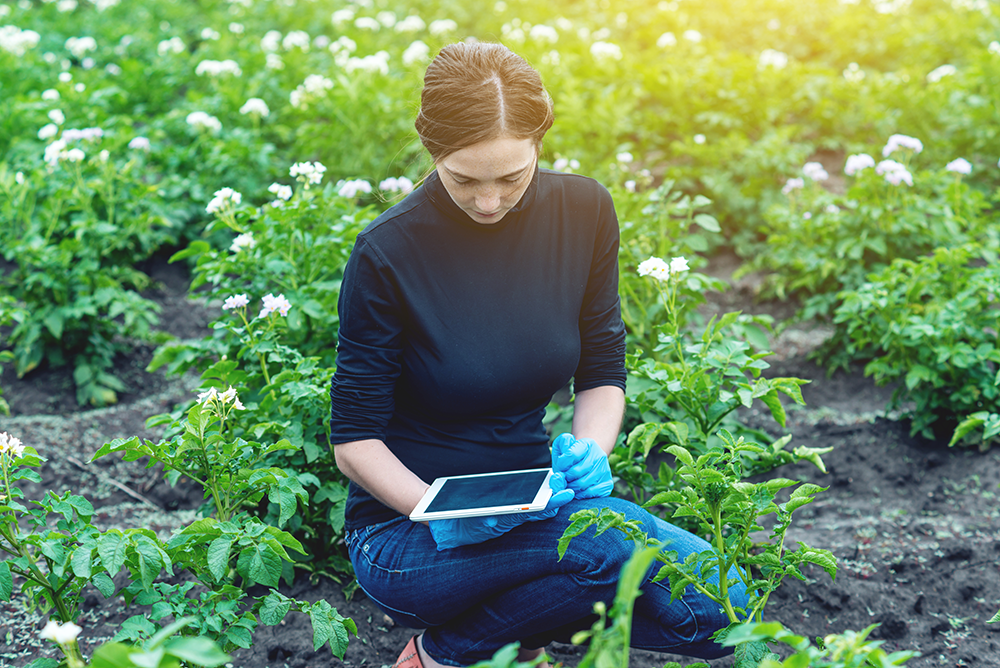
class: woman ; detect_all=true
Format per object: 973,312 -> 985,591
330,42 -> 746,668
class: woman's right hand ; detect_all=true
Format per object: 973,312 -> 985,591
427,472 -> 575,550
551,433 -> 614,499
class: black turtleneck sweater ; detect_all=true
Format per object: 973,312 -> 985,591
329,167 -> 626,530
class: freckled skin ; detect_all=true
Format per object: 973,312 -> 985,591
436,137 -> 538,225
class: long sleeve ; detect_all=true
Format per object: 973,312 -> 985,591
573,185 -> 627,393
329,236 -> 403,444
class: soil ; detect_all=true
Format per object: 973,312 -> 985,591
1,252 -> 998,668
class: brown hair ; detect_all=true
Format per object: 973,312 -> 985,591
415,42 -> 554,163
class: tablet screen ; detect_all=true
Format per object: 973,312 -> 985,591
424,469 -> 550,513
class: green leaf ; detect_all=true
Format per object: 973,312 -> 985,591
694,214 -> 721,232
207,537 -> 233,582
0,561 -> 12,600
665,444 -> 694,467
71,545 -> 93,578
246,543 -> 282,588
988,609 -> 1000,624
792,445 -> 833,474
309,600 -> 354,658
165,637 -> 232,667
734,640 -> 778,668
259,591 -> 293,625
757,390 -> 786,428
25,660 -> 61,668
91,571 -> 115,598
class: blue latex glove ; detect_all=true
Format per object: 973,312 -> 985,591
551,433 -> 613,499
427,471 -> 575,551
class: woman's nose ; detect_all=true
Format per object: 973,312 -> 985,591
475,189 -> 500,212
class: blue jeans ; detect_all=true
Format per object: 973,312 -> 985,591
346,497 -> 747,666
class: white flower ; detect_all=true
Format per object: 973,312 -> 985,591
395,15 -> 426,32
693,134 -> 706,144
229,233 -> 256,252
65,36 -> 97,58
62,127 -> 103,141
282,30 -> 310,51
156,37 -> 185,56
624,180 -> 636,193
186,111 -> 222,133
266,54 -> 284,71
38,123 -> 60,140
379,176 -> 414,194
290,74 -> 334,108
0,26 -> 40,56
58,71 -> 73,83
637,256 -> 670,281
259,292 -> 292,318
616,151 -> 633,164
802,161 -> 829,181
683,29 -> 702,43
429,18 -> 457,35
222,293 -> 249,309
844,153 -> 876,175
229,22 -> 245,34
15,172 -> 24,185
376,10 -> 396,27
338,179 -> 373,198
48,109 -> 65,125
128,136 -> 150,150
590,41 -> 622,61
197,386 -> 218,403
945,158 -> 972,175
926,64 -> 956,83
42,88 -> 60,101
268,182 -> 293,200
206,187 -> 242,214
201,27 -> 220,41
882,134 -> 923,157
39,620 -> 82,645
781,177 -> 804,194
669,256 -> 689,273
289,161 -> 326,186
57,0 -> 77,12
354,16 -> 381,30
64,148 -> 85,162
802,211 -> 812,219
402,40 -> 430,66
876,160 -> 913,186
657,32 -> 677,48
105,63 -> 122,75
843,62 -> 865,83
0,432 -> 26,459
44,139 -> 68,165
758,49 -> 788,69
261,30 -> 282,52
239,97 -> 270,117
74,83 -> 85,93
219,386 -> 239,405
529,24 -> 559,44
345,51 -> 390,75
552,158 -> 580,173
331,8 -> 355,26
989,41 -> 1000,55
825,204 -> 841,214
98,149 -> 109,162
195,59 -> 242,77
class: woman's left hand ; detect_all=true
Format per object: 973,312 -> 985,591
427,472 -> 575,550
551,433 -> 613,499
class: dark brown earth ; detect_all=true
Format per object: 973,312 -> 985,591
2,253 -> 998,668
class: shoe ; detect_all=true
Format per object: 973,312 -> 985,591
393,635 -> 424,668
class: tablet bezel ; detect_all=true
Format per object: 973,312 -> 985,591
409,468 -> 554,522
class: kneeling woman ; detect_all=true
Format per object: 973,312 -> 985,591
329,41 -> 747,668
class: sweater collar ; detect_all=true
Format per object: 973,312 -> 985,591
424,165 -> 539,230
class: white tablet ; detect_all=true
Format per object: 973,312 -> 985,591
409,468 -> 554,522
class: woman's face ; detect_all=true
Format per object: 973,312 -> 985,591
436,136 -> 538,225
